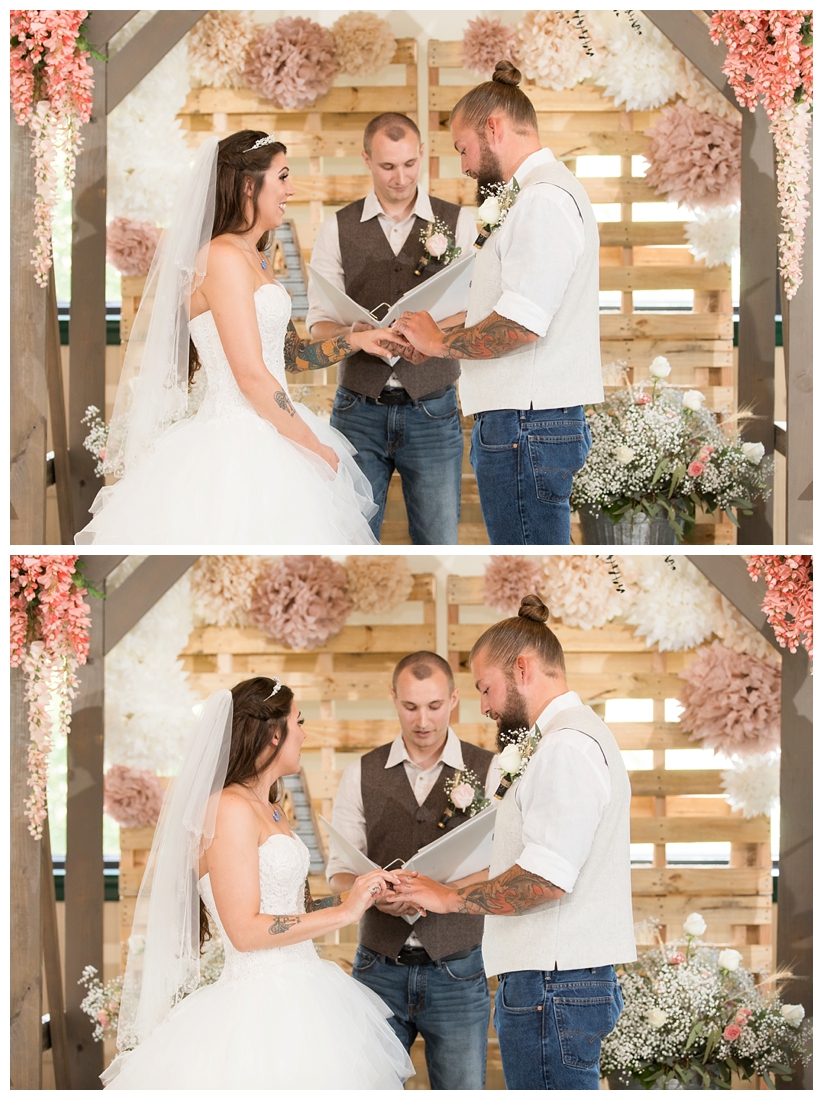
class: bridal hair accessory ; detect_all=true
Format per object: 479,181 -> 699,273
243,133 -> 279,153
266,678 -> 283,700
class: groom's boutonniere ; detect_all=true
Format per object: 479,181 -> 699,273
494,725 -> 542,799
474,178 -> 521,250
414,218 -> 462,276
438,767 -> 490,829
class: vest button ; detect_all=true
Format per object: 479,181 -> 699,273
416,811 -> 425,823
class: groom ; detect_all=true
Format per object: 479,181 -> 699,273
394,63 -> 604,545
399,597 -> 635,1090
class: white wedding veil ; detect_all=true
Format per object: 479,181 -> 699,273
104,137 -> 219,478
110,689 -> 233,1064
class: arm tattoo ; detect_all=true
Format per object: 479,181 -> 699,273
274,389 -> 295,417
442,312 -> 536,360
268,914 -> 302,936
453,865 -> 562,916
283,320 -> 354,372
303,878 -> 342,912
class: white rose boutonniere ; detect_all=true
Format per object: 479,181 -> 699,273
414,217 -> 461,276
494,725 -> 543,799
439,767 -> 490,828
474,178 -> 521,250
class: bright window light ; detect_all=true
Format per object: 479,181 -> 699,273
605,698 -> 654,723
665,698 -> 684,723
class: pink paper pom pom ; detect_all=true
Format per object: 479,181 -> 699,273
104,765 -> 164,828
106,217 -> 162,277
678,642 -> 781,757
249,556 -> 351,650
461,16 -> 519,78
243,17 -> 338,110
483,556 -> 544,616
645,102 -> 742,210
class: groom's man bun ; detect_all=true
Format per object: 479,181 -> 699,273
470,592 -> 564,676
449,59 -> 538,136
518,593 -> 550,624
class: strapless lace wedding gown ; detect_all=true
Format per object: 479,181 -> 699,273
76,283 -> 377,545
103,834 -> 413,1090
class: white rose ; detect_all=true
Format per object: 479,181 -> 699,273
477,196 -> 502,226
498,743 -> 523,776
647,1007 -> 668,1029
741,441 -> 765,465
683,912 -> 707,937
450,782 -> 475,810
717,948 -> 742,972
425,232 -> 449,258
781,1003 -> 805,1027
615,445 -> 635,465
649,356 -> 672,379
682,390 -> 705,412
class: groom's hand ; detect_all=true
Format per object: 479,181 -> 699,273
373,892 -> 425,917
392,311 -> 447,359
396,872 -> 458,915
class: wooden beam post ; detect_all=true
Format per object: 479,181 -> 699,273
41,816 -> 71,1089
10,110 -> 48,543
64,586 -> 105,1088
105,11 -> 208,113
11,666 -> 43,1090
686,555 -> 774,640
104,555 -> 199,653
46,268 -> 75,542
780,128 -> 813,545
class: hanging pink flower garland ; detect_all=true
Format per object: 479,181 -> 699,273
10,10 -> 95,288
710,11 -> 813,298
748,554 -> 813,662
10,555 -> 91,838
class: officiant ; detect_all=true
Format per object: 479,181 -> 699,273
325,651 -> 499,1089
306,113 -> 476,544
393,62 -> 604,546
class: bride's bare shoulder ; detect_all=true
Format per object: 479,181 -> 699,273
205,236 -> 253,279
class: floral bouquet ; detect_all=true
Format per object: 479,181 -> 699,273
571,359 -> 773,541
601,913 -> 812,1090
439,767 -> 490,828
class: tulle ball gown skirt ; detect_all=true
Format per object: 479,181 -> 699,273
102,950 -> 413,1089
74,405 -> 378,546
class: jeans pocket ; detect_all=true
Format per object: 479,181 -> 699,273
498,971 -> 545,1014
527,429 -> 589,504
332,390 -> 359,414
442,950 -> 486,982
553,993 -> 620,1069
352,947 -> 378,974
419,389 -> 458,421
476,412 -> 518,451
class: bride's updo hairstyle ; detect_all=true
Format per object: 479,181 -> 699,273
189,130 -> 287,384
469,594 -> 565,677
449,60 -> 538,137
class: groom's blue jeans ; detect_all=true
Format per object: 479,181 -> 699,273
470,406 -> 591,545
494,966 -> 623,1090
351,945 -> 489,1089
330,386 -> 463,544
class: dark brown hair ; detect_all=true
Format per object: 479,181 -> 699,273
469,594 -> 565,676
449,60 -> 538,137
392,650 -> 455,693
363,112 -> 421,156
200,675 -> 295,949
189,130 -> 288,384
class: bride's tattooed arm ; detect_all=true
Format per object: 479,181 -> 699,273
268,914 -> 302,935
284,321 -> 353,373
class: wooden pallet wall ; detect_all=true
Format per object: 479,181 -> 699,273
446,575 -> 772,973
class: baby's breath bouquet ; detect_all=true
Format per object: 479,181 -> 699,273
602,914 -> 811,1090
571,359 -> 773,541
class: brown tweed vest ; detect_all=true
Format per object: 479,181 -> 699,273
336,195 -> 463,399
359,738 -> 494,959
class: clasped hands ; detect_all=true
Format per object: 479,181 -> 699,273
353,313 -> 446,366
372,869 -> 456,917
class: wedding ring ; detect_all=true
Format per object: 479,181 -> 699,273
369,885 -> 380,895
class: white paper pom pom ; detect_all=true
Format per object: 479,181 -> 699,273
626,557 -> 720,651
721,754 -> 780,818
585,9 -> 681,111
685,206 -> 740,267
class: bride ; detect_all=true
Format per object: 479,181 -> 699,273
103,677 -> 415,1089
75,131 -> 408,545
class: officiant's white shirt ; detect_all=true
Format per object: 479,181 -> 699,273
306,188 -> 477,330
516,691 -> 612,893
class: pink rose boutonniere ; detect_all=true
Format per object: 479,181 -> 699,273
439,767 -> 490,829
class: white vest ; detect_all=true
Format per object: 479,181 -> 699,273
482,704 -> 636,975
459,159 -> 604,416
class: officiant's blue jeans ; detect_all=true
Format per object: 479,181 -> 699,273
331,386 -> 463,544
494,966 -> 623,1090
352,945 -> 489,1089
470,407 -> 591,545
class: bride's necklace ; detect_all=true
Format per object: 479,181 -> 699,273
248,787 -> 281,822
238,237 -> 268,271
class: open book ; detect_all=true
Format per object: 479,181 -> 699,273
320,806 -> 497,925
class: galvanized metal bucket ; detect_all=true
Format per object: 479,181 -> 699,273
577,504 -> 682,545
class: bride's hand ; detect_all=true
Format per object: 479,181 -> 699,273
350,326 -> 411,362
343,869 -> 402,921
316,443 -> 339,473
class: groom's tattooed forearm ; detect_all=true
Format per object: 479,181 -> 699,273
453,865 -> 563,915
268,914 -> 302,936
441,313 -> 537,360
274,390 -> 296,417
303,879 -> 342,912
283,321 -> 354,372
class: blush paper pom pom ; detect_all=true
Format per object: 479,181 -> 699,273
244,17 -> 338,110
332,12 -> 396,77
541,556 -> 629,630
104,765 -> 165,828
645,102 -> 742,210
344,556 -> 414,615
106,216 -> 162,276
517,11 -> 596,91
249,556 -> 351,650
190,555 -> 270,628
188,10 -> 256,89
461,16 -> 519,78
483,556 -> 544,616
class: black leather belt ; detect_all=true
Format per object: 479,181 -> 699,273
387,944 -> 480,966
366,385 -> 452,406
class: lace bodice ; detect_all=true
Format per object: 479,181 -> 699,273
188,282 -> 292,424
199,833 -> 317,981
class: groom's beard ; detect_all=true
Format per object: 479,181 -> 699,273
494,678 -> 532,751
473,137 -> 506,205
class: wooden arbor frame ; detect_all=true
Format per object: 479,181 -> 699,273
9,554 -> 813,1088
7,10 -> 813,545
